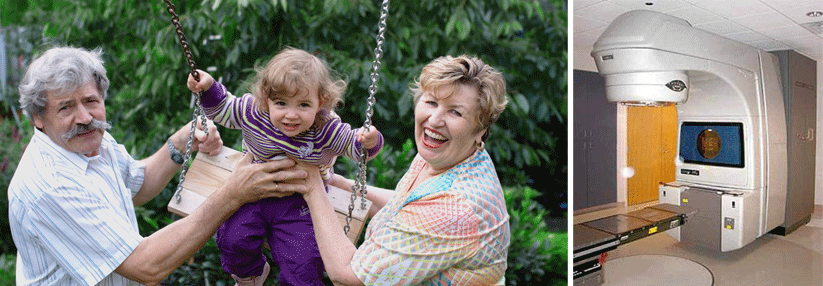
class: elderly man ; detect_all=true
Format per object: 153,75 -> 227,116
9,46 -> 307,285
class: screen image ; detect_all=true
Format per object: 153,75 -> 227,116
679,122 -> 744,168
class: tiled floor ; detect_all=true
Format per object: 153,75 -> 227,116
575,204 -> 823,286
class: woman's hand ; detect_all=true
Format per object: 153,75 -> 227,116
288,161 -> 326,198
329,174 -> 354,193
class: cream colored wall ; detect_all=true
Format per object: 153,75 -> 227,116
573,43 -> 596,72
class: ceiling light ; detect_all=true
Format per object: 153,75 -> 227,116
807,11 -> 823,17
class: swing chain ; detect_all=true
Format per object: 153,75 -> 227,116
163,0 -> 209,202
174,98 -> 207,202
164,0 -> 200,82
345,0 -> 390,235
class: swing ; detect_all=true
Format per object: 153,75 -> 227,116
161,0 -> 390,244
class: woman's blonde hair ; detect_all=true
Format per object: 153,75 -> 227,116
253,47 -> 347,125
411,55 -> 508,141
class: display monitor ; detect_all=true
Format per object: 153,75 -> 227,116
679,122 -> 744,168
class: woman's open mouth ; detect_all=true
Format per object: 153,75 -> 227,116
423,128 -> 448,148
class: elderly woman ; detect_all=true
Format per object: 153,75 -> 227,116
291,55 -> 510,285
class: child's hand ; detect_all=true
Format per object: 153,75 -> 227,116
356,126 -> 380,149
186,69 -> 215,94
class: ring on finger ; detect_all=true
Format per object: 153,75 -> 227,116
274,182 -> 279,191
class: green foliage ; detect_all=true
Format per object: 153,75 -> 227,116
160,238 -> 337,285
160,239 -> 239,285
337,138 -> 416,190
505,186 -> 567,285
0,116 -> 32,255
0,253 -> 14,284
3,0 -> 566,207
2,0 -> 567,283
370,139 -> 416,189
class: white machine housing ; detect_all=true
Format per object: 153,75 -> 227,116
592,10 -> 787,252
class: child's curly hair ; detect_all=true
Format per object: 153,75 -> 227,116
253,47 -> 347,126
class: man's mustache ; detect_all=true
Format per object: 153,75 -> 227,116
61,119 -> 111,140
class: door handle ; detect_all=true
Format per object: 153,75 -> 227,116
799,128 -> 814,141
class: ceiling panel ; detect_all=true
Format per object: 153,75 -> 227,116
573,15 -> 608,34
608,0 -> 691,12
761,25 -> 817,40
574,1 -> 632,25
760,0 -> 823,11
732,11 -> 796,30
683,0 -> 773,19
577,0 -> 607,9
725,31 -> 772,43
694,20 -> 749,36
573,0 -> 823,61
750,39 -> 793,51
664,5 -> 724,25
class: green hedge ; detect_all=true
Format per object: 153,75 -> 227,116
0,0 -> 567,284
0,185 -> 566,285
2,0 -> 566,207
505,186 -> 567,285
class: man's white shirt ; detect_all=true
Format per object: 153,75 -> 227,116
9,129 -> 146,285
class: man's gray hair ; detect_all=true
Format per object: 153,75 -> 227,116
18,46 -> 110,118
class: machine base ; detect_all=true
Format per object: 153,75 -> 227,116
769,215 -> 811,236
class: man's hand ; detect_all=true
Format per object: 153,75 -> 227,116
222,153 -> 308,206
187,69 -> 215,93
118,151 -> 306,284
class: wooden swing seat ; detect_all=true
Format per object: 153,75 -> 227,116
168,146 -> 370,244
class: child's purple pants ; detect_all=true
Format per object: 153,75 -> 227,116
216,193 -> 325,285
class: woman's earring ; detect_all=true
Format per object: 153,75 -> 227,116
476,141 -> 485,151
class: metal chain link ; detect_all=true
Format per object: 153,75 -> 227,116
163,0 -> 209,202
164,0 -> 200,82
344,0 -> 390,235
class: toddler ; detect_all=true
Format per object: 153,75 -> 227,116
186,47 -> 383,286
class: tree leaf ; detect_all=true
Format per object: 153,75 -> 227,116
445,10 -> 458,36
514,93 -> 530,114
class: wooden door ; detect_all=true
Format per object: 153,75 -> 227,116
626,105 -> 677,206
